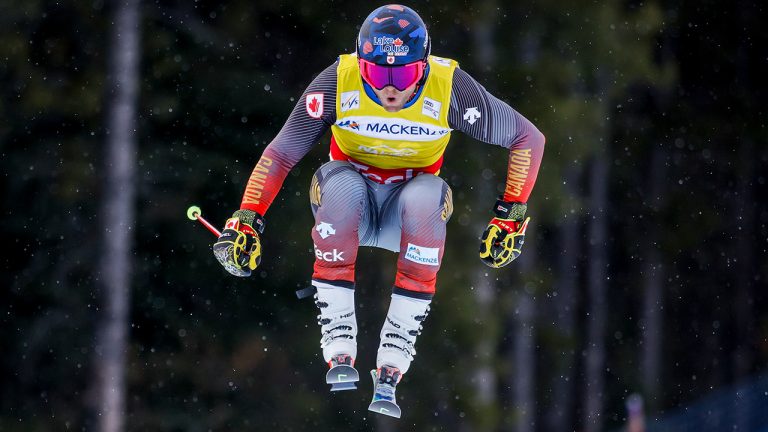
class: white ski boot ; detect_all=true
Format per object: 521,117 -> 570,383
313,280 -> 359,391
368,293 -> 432,418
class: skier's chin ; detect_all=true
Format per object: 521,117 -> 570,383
374,85 -> 415,112
382,98 -> 405,112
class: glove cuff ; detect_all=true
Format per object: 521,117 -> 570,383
493,199 -> 527,221
233,209 -> 266,234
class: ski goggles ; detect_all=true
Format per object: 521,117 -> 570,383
358,58 -> 426,91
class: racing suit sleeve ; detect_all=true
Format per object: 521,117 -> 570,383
448,67 -> 545,203
239,62 -> 338,216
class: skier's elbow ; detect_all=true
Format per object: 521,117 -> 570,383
511,127 -> 545,154
532,128 -> 546,152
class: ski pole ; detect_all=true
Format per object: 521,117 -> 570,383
186,205 -> 221,237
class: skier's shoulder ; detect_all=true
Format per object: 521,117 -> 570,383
305,60 -> 340,94
428,54 -> 459,69
425,54 -> 459,83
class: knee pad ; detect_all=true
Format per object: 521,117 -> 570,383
310,163 -> 371,284
310,161 -> 367,215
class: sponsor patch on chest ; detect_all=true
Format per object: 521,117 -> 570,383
422,97 -> 442,120
334,116 -> 450,142
340,90 -> 360,112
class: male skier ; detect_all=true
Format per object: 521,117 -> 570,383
212,4 -> 545,418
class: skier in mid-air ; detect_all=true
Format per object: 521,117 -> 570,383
213,4 -> 545,418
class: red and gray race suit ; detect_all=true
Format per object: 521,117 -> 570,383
239,60 -> 545,297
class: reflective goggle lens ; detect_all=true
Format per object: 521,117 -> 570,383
359,59 -> 425,91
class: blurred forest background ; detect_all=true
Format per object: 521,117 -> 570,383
1,0 -> 766,431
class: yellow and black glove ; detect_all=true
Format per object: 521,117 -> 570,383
479,200 -> 530,268
213,209 -> 265,277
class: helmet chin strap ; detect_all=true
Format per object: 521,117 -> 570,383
405,83 -> 421,104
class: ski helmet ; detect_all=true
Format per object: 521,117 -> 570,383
357,4 -> 431,66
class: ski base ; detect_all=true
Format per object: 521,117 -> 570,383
368,399 -> 401,418
326,364 -> 359,392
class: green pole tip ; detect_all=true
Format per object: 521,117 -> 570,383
187,205 -> 202,220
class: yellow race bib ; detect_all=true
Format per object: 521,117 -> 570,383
331,53 -> 458,172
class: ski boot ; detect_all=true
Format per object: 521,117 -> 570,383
312,281 -> 359,392
326,353 -> 359,391
368,365 -> 402,418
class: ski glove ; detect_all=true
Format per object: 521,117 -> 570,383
479,200 -> 530,268
213,209 -> 265,277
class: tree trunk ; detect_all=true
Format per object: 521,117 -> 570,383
92,1 -> 141,431
469,1 -> 501,429
546,164 -> 581,431
511,256 -> 536,432
732,0 -> 756,384
640,245 -> 664,406
473,266 -> 499,410
640,147 -> 666,410
583,144 -> 609,432
730,4 -> 757,429
732,135 -> 755,431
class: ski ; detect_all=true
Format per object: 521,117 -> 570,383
326,364 -> 359,392
367,368 -> 402,418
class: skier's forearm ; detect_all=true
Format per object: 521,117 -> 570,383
502,127 -> 545,203
240,145 -> 295,215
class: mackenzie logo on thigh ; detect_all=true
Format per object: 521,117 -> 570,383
404,243 -> 440,266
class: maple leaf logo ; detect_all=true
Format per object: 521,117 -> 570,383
308,97 -> 319,114
393,38 -> 403,47
306,92 -> 323,118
